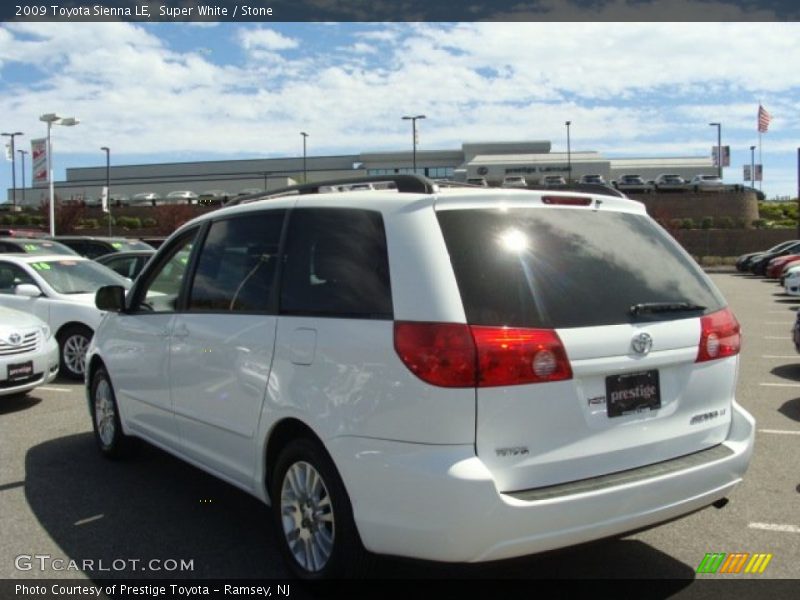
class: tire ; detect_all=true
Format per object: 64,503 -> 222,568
271,437 -> 372,579
90,367 -> 135,458
57,325 -> 92,380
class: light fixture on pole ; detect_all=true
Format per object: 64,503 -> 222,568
40,113 -> 79,237
402,115 -> 426,174
709,122 -> 722,178
17,149 -> 27,206
750,145 -> 756,189
300,132 -> 309,183
565,121 -> 572,183
1,131 -> 23,210
101,146 -> 111,236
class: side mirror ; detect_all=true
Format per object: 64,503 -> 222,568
96,285 -> 126,312
15,284 -> 42,298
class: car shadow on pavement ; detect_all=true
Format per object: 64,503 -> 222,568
778,398 -> 800,423
24,433 -> 696,583
770,364 -> 800,383
0,394 -> 42,415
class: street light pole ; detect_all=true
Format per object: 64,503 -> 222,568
709,122 -> 722,178
40,113 -> 79,237
402,115 -> 426,174
17,149 -> 27,206
565,121 -> 572,183
750,145 -> 756,189
101,146 -> 111,236
1,131 -> 23,210
300,132 -> 308,183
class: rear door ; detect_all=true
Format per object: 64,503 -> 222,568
437,204 -> 736,492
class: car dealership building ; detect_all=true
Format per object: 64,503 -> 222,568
4,140 -> 717,206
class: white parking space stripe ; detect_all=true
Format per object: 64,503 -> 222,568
759,383 -> 800,388
758,429 -> 800,436
764,336 -> 789,340
749,522 -> 800,534
768,310 -> 796,314
765,322 -> 794,325
38,386 -> 74,393
761,355 -> 799,359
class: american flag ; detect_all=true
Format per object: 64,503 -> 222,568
758,105 -> 772,133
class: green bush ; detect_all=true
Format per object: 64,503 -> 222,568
117,216 -> 142,229
700,216 -> 714,230
752,218 -> 768,229
680,218 -> 695,229
142,217 -> 157,228
81,218 -> 99,229
1,215 -> 13,225
715,217 -> 734,229
14,214 -> 31,226
772,219 -> 796,229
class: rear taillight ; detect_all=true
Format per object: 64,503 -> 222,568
393,322 -> 476,387
696,307 -> 741,363
394,322 -> 572,388
471,326 -> 573,386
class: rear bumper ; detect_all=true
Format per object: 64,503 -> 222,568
328,400 -> 755,563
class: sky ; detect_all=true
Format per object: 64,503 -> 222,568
0,20 -> 798,201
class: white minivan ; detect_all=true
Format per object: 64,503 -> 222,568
87,175 -> 754,578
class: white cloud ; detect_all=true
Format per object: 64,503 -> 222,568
238,27 -> 299,52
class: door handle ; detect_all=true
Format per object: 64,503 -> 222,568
173,324 -> 190,339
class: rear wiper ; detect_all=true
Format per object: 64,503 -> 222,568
629,302 -> 706,316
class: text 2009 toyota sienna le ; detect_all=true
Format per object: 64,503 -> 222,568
87,176 -> 754,578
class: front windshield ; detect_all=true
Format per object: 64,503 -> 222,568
29,259 -> 129,294
20,241 -> 78,255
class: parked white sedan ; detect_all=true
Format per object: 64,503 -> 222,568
0,255 -> 129,379
0,305 -> 59,397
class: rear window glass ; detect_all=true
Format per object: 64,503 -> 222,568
437,207 -> 725,329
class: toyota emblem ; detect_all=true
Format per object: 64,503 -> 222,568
8,333 -> 22,345
632,332 -> 653,355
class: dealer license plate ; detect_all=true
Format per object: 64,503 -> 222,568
606,369 -> 661,418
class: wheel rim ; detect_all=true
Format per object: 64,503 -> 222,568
63,333 -> 89,375
280,461 -> 335,572
94,379 -> 116,447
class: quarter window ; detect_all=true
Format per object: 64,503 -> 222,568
133,230 -> 198,313
280,209 -> 392,319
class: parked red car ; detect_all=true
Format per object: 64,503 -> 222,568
766,254 -> 800,279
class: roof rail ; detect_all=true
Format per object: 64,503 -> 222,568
224,174 -> 437,205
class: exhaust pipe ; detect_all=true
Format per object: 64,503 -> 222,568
712,497 -> 729,509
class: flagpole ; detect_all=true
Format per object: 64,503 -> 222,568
759,130 -> 763,191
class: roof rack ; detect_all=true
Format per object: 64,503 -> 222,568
224,174 -> 437,205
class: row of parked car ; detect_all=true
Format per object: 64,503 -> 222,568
468,173 -> 727,192
736,240 -> 800,352
0,235 -> 157,392
81,188 -> 263,208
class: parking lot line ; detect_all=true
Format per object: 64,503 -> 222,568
749,523 -> 800,534
38,386 -> 74,393
758,382 -> 800,388
760,355 -> 799,359
758,429 -> 800,436
763,336 -> 789,340
765,322 -> 794,325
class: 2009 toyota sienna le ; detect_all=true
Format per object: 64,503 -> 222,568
87,175 -> 754,578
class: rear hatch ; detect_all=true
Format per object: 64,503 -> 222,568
436,201 -> 739,492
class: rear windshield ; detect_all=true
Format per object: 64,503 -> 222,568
436,207 -> 725,329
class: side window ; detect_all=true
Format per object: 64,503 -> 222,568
188,211 -> 285,313
0,262 -> 36,293
132,230 -> 198,313
280,208 -> 392,319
